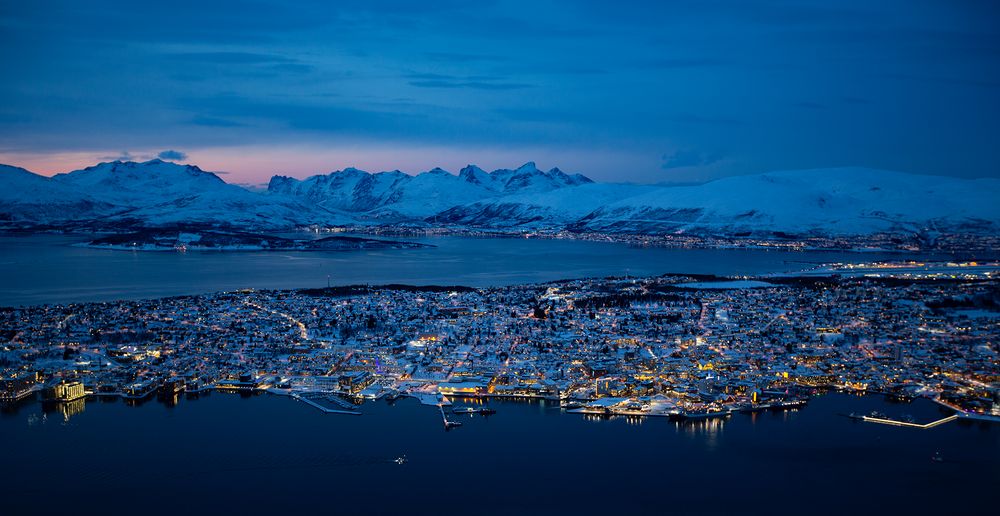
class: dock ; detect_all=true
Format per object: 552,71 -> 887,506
856,413 -> 958,429
439,404 -> 462,429
292,392 -> 362,415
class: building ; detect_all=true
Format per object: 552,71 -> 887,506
338,371 -> 374,395
46,380 -> 86,402
0,372 -> 39,402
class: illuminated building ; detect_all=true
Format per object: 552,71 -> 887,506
46,380 -> 86,402
0,372 -> 38,402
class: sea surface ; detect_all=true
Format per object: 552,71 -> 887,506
0,233 -> 945,306
2,392 -> 996,515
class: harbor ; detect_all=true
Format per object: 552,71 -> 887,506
3,391 -> 995,516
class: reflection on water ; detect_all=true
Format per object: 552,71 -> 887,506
51,398 -> 86,422
677,418 -> 726,451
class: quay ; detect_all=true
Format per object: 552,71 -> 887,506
291,392 -> 361,415
849,413 -> 959,429
439,404 -> 462,429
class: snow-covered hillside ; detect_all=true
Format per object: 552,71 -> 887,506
3,160 -> 346,229
569,168 -> 1000,236
2,160 -> 998,238
268,161 -> 592,221
0,164 -> 115,224
434,183 -> 656,228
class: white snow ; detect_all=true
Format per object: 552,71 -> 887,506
3,160 -> 999,237
574,167 -> 1000,236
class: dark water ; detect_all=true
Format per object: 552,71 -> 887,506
2,393 -> 996,515
0,234 -> 928,306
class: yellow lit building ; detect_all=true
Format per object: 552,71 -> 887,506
47,380 -> 86,402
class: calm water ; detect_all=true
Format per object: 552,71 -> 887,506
2,393 -> 996,515
0,233 -> 934,306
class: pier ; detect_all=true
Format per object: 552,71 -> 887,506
292,392 -> 362,415
857,414 -> 958,429
438,404 -> 462,429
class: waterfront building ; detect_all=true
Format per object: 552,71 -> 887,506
0,372 -> 39,402
46,380 -> 86,402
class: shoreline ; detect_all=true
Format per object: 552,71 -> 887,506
4,225 -> 999,254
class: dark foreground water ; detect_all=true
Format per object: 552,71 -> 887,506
2,393 -> 996,515
0,234 -> 937,306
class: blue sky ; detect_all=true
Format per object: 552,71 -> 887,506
0,0 -> 997,184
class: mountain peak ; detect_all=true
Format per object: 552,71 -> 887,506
459,165 -> 494,188
515,161 -> 538,172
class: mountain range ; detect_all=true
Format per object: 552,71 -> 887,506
2,159 -> 998,239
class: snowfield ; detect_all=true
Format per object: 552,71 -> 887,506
571,168 -> 1000,236
2,160 -> 998,238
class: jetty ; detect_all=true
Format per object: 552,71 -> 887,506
849,413 -> 958,429
292,392 -> 362,415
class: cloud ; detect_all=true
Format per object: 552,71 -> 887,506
661,149 -> 723,170
404,73 -> 533,90
189,116 -> 246,128
157,150 -> 188,161
663,113 -> 743,127
163,51 -> 299,64
424,52 -> 508,63
99,151 -> 143,161
408,80 -> 532,90
645,57 -> 728,69
267,63 -> 315,74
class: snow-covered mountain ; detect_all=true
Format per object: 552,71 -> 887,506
434,183 -> 656,228
463,162 -> 593,193
268,161 -> 591,221
569,168 -> 1000,236
2,159 -> 998,239
51,159 -> 233,206
3,159 -> 344,229
0,164 -> 115,224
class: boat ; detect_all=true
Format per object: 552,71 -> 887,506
931,451 -> 944,463
393,455 -> 408,465
772,399 -> 807,410
451,405 -> 495,415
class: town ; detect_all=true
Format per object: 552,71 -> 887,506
2,264 -> 998,427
